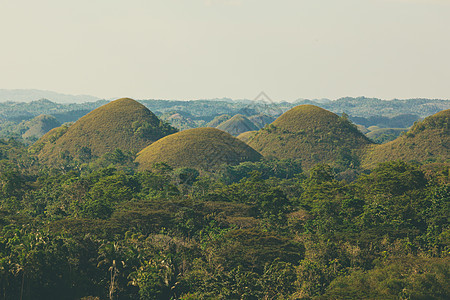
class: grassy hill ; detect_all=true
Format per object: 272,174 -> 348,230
22,114 -> 61,139
36,98 -> 177,163
28,125 -> 70,154
362,109 -> 449,168
136,127 -> 262,171
366,128 -> 407,144
237,131 -> 258,143
216,114 -> 259,136
247,105 -> 373,169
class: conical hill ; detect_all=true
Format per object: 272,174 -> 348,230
216,114 -> 259,136
135,127 -> 262,171
247,105 -> 372,169
36,98 -> 177,163
22,114 -> 61,139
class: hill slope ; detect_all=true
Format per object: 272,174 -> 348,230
237,131 -> 258,143
366,128 -> 407,144
362,109 -> 450,168
22,114 -> 61,139
207,114 -> 231,127
216,114 -> 259,136
36,98 -> 177,163
248,114 -> 275,129
247,105 -> 373,169
136,127 -> 262,171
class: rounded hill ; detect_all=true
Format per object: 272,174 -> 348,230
36,98 -> 177,163
216,114 -> 259,136
362,109 -> 449,168
135,127 -> 262,171
247,105 -> 373,169
22,114 -> 61,139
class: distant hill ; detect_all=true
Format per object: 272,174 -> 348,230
362,109 -> 450,168
207,114 -> 231,127
216,114 -> 259,136
22,115 -> 61,139
36,98 -> 177,163
351,113 -> 420,129
0,99 -> 107,124
160,111 -> 202,130
248,105 -> 373,169
237,131 -> 258,143
136,127 -> 262,171
308,97 -> 449,118
366,128 -> 408,144
248,114 -> 276,129
0,89 -> 100,103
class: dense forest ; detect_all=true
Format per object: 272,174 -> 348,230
0,137 -> 448,299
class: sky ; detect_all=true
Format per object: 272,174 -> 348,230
1,0 -> 449,101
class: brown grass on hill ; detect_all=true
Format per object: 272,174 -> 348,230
361,109 -> 449,168
36,98 -> 177,163
135,127 -> 262,171
237,131 -> 258,143
248,105 -> 372,169
29,125 -> 70,154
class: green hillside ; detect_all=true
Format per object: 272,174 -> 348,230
136,127 -> 262,171
22,114 -> 61,139
36,98 -> 177,163
366,128 -> 407,143
362,109 -> 450,168
29,125 -> 70,154
216,114 -> 259,136
248,105 -> 373,169
237,130 -> 258,143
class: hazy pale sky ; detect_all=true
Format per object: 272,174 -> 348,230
1,0 -> 449,101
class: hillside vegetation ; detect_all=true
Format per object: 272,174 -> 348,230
366,127 -> 407,143
36,98 -> 177,164
362,109 -> 450,168
248,105 -> 373,169
136,127 -> 262,171
237,130 -> 258,143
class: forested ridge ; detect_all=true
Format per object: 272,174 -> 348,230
0,137 -> 448,299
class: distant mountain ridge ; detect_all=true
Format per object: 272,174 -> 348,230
305,97 -> 450,118
0,89 -> 100,103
